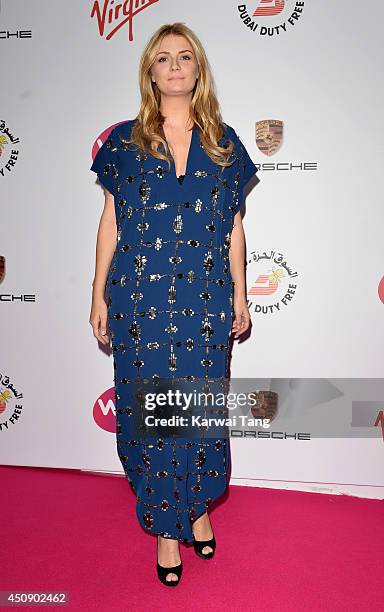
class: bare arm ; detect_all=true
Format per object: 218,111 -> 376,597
229,211 -> 251,338
89,188 -> 117,345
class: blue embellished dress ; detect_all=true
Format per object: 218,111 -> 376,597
90,118 -> 258,542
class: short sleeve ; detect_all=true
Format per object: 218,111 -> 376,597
233,130 -> 259,212
90,127 -> 120,196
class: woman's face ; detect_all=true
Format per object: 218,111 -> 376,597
150,34 -> 199,97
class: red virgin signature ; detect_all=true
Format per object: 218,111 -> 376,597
91,0 -> 159,41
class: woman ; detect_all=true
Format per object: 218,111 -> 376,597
90,22 -> 259,586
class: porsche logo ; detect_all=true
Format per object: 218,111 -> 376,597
256,119 -> 283,156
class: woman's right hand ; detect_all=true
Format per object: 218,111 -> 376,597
90,296 -> 110,345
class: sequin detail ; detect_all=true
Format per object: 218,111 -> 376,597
90,119 -> 259,543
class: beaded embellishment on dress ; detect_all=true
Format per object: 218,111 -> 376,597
90,119 -> 259,543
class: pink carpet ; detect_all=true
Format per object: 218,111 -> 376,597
2,465 -> 383,611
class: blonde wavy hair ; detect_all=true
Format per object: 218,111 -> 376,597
127,22 -> 235,171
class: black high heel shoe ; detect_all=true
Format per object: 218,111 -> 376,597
156,536 -> 183,587
192,515 -> 216,560
193,533 -> 216,559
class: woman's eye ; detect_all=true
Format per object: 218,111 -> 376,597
157,55 -> 192,63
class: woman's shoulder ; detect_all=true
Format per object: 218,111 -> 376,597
221,122 -> 246,149
219,122 -> 242,160
221,121 -> 237,139
112,118 -> 137,139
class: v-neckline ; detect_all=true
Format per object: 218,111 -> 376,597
163,124 -> 196,186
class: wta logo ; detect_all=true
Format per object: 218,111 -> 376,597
93,387 -> 116,432
378,276 -> 384,305
91,0 -> 159,41
91,122 -> 124,162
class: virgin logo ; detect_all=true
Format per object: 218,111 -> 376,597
91,0 -> 160,41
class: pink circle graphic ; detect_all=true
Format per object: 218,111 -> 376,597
93,387 -> 116,433
91,121 -> 127,161
378,276 -> 384,304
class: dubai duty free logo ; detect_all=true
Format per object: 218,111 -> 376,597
91,0 -> 160,41
238,1 -> 306,36
246,249 -> 298,316
0,120 -> 20,177
0,372 -> 24,432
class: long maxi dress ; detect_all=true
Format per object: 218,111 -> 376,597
90,118 -> 258,543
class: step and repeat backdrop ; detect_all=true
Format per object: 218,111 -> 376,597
1,1 -> 383,498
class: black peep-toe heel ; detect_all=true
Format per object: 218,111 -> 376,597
156,537 -> 183,586
193,532 -> 216,560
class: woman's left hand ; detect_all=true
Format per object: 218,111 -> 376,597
231,295 -> 251,338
